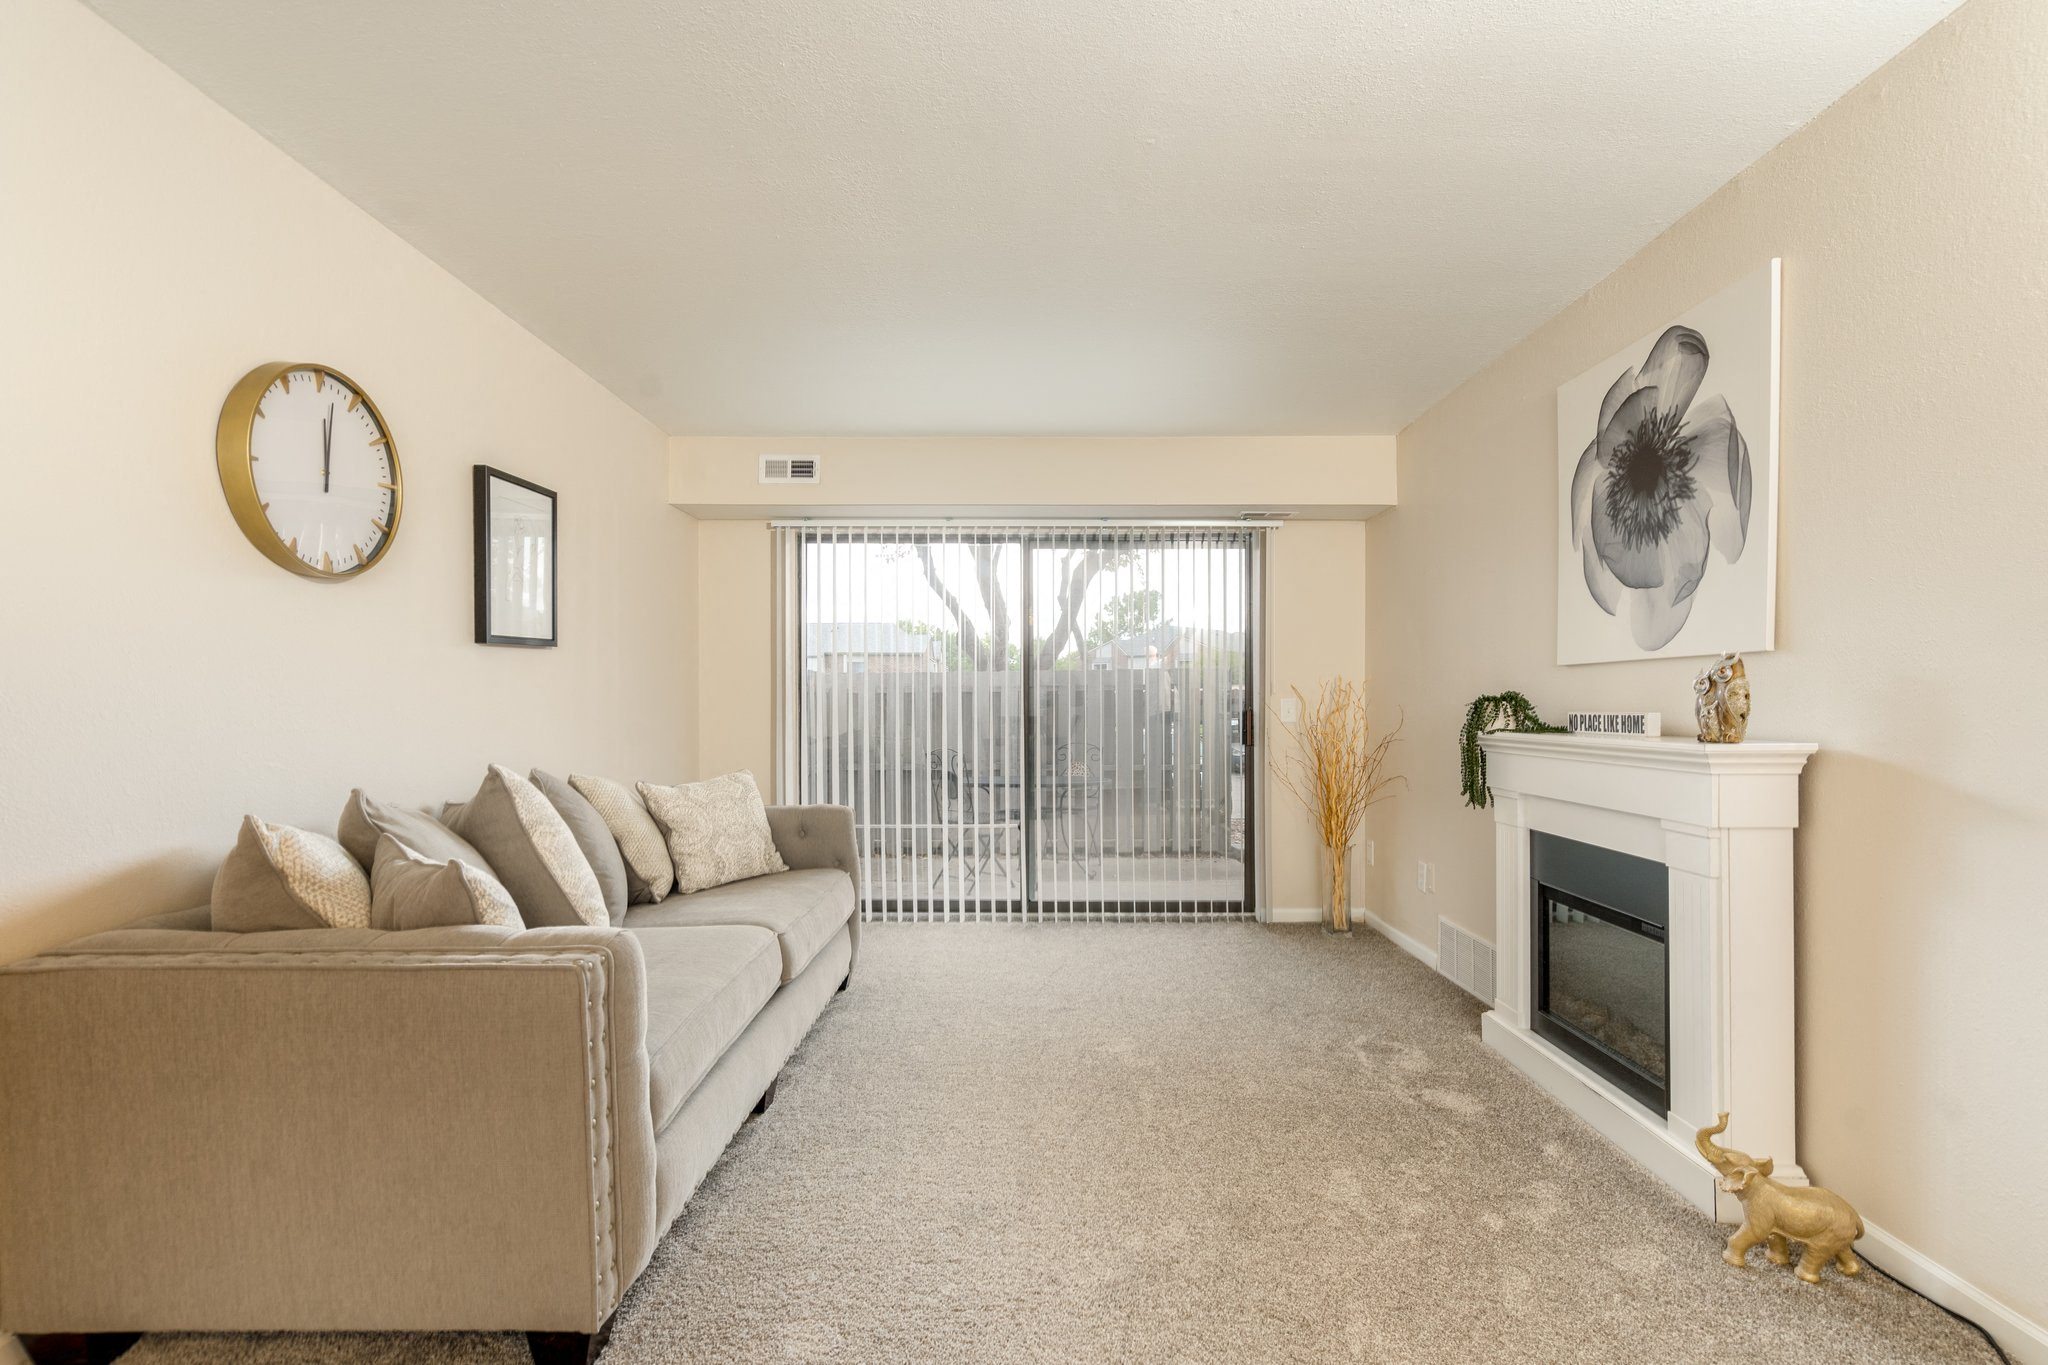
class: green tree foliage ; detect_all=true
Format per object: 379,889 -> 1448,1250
1085,588 -> 1164,649
896,619 -> 1020,670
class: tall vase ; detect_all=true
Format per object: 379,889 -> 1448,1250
1319,842 -> 1355,935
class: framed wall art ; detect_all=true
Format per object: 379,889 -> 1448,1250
473,465 -> 558,648
1557,259 -> 1779,665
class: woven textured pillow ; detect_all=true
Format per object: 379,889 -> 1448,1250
568,773 -> 675,903
368,834 -> 521,931
637,771 -> 788,896
211,816 -> 371,932
445,765 -> 606,928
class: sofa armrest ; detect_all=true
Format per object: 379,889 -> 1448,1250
765,804 -> 859,878
0,925 -> 658,1335
765,805 -> 863,975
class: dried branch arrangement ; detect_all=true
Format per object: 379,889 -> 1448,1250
1270,679 -> 1404,853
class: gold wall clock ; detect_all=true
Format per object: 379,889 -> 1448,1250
216,361 -> 403,580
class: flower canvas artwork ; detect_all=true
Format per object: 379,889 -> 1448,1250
1557,259 -> 1780,665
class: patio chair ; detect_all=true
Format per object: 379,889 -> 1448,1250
1047,742 -> 1104,878
926,748 -> 1023,892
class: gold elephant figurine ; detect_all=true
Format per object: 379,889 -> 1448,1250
1696,1114 -> 1864,1284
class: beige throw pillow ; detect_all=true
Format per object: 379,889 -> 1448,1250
637,771 -> 787,896
531,770 -> 629,924
338,788 -> 495,874
369,834 -> 521,931
445,765 -> 607,928
212,816 -> 372,932
568,773 -> 675,903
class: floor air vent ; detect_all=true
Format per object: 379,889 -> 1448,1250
1438,918 -> 1496,1004
759,454 -> 820,484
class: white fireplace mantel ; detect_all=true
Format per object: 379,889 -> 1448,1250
1477,731 -> 1816,1220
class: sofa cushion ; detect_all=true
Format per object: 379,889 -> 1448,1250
633,925 -> 782,1133
637,772 -> 787,896
368,834 -> 521,931
625,868 -> 854,983
338,788 -> 492,876
130,905 -> 215,932
530,769 -> 630,925
445,765 -> 607,928
568,773 -> 675,904
211,816 -> 372,932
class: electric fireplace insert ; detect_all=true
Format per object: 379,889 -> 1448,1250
1530,831 -> 1669,1116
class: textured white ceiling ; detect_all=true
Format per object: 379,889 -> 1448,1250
84,0 -> 1959,436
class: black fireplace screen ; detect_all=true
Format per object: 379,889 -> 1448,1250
1531,833 -> 1669,1115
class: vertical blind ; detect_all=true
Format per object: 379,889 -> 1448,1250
775,522 -> 1262,924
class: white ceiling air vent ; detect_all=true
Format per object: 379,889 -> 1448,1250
759,454 -> 821,484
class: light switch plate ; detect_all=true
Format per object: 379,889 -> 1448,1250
1276,695 -> 1302,724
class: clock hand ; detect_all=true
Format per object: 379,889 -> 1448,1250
322,404 -> 333,494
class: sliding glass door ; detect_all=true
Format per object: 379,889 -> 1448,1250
783,524 -> 1256,922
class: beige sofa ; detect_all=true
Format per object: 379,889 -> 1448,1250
0,805 -> 860,1365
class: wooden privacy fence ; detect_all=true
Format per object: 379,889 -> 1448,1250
799,667 -> 1244,858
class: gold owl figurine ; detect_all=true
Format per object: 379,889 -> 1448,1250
1693,652 -> 1751,743
1696,1115 -> 1864,1284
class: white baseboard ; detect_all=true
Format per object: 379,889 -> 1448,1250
1356,904 -> 1439,970
1263,905 -> 1322,924
1857,1219 -> 2048,1364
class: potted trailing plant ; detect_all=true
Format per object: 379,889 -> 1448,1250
1270,679 -> 1402,934
1457,692 -> 1565,809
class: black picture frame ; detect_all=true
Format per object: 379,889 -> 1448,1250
473,465 -> 558,647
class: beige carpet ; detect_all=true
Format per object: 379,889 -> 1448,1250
128,925 -> 1996,1364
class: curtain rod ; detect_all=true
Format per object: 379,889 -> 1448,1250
766,517 -> 1287,530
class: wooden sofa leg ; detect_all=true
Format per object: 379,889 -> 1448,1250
752,1075 -> 780,1115
17,1334 -> 142,1365
528,1314 -> 613,1365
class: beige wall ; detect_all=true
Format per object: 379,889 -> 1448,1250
1262,521 -> 1368,910
1363,0 -> 2047,1324
684,443 -> 1371,911
0,0 -> 697,965
696,521 -> 782,784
